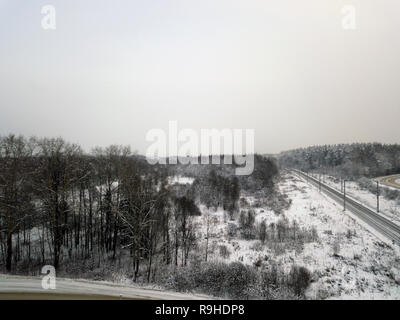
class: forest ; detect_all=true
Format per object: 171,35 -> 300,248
279,143 -> 400,178
0,134 -> 284,298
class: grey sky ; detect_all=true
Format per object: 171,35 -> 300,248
1,0 -> 399,154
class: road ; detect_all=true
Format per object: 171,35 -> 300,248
0,274 -> 210,300
292,170 -> 400,246
378,174 -> 400,189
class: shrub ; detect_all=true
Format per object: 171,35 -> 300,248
239,210 -> 256,229
258,220 -> 267,243
159,261 -> 311,300
239,210 -> 256,240
163,266 -> 196,292
382,188 -> 400,201
260,263 -> 280,298
223,262 -> 258,299
288,265 -> 311,296
276,217 -> 289,242
241,227 -> 256,240
196,262 -> 228,297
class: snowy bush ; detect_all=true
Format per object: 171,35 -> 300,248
357,177 -> 376,194
159,260 -> 311,300
257,220 -> 267,243
239,210 -> 256,240
239,210 -> 255,229
315,283 -> 335,300
223,262 -> 258,299
162,266 -> 197,292
382,188 -> 400,201
288,265 -> 312,296
194,261 -> 257,299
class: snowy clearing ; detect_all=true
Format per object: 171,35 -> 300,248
193,173 -> 400,300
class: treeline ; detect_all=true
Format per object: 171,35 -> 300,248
0,133 -> 285,299
191,170 -> 240,218
0,134 -> 201,281
279,143 -> 400,178
171,154 -> 279,192
169,155 -> 280,220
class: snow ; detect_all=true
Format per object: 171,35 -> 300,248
283,174 -> 400,299
193,173 -> 400,300
0,274 -> 210,300
396,179 -> 400,185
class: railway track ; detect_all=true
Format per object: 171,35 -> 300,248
292,169 -> 400,245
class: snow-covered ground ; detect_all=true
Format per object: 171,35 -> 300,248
320,175 -> 400,225
0,274 -> 210,300
193,173 -> 400,300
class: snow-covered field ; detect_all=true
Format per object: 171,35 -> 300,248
194,173 -> 400,300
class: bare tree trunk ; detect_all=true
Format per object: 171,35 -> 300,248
6,232 -> 12,272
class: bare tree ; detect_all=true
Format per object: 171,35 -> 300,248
34,137 -> 83,270
0,135 -> 34,271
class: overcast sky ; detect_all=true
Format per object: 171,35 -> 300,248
1,0 -> 399,154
